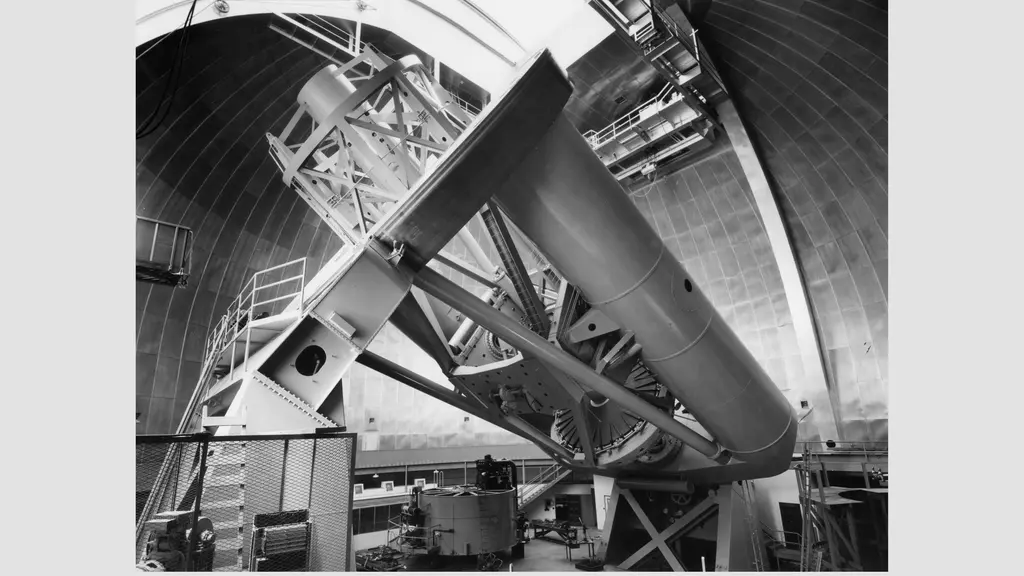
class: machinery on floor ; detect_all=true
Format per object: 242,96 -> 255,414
137,511 -> 216,572
390,455 -> 521,567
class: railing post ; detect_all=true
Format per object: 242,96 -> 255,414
300,258 -> 307,309
149,222 -> 159,261
169,227 -> 178,272
279,439 -> 290,512
185,434 -> 210,571
244,303 -> 253,372
230,333 -> 237,378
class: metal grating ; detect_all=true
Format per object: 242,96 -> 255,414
136,431 -> 356,572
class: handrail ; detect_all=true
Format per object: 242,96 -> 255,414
518,463 -> 569,506
207,257 -> 307,357
137,215 -> 193,275
583,83 -> 679,147
254,273 -> 305,292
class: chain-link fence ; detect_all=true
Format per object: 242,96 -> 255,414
136,430 -> 356,571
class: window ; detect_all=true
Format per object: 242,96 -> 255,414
371,505 -> 389,532
354,483 -> 364,495
357,508 -> 374,535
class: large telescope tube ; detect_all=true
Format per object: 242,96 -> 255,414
494,114 -> 797,470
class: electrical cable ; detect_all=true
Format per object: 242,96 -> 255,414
137,0 -> 199,139
135,0 -> 217,62
137,0 -> 195,138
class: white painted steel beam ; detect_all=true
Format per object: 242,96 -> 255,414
716,101 -> 841,443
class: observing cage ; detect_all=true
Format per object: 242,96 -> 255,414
136,430 -> 356,572
136,215 -> 193,287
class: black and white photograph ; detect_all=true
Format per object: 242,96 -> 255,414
131,0 -> 891,571
9,0 -> 1016,574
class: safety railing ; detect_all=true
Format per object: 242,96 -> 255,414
762,526 -> 803,547
206,257 -> 307,374
582,83 -> 678,148
795,440 -> 889,454
730,482 -> 766,571
386,516 -> 441,552
518,463 -> 568,507
793,440 -> 888,479
448,91 -> 482,117
633,19 -> 657,46
136,215 -> 193,287
793,441 -> 888,571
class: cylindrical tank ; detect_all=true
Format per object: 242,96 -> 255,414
419,487 -> 517,556
494,113 -> 797,470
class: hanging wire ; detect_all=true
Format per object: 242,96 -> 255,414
137,0 -> 200,140
135,0 -> 217,62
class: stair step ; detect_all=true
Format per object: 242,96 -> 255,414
203,498 -> 243,510
213,520 -> 244,530
648,37 -> 681,60
205,473 -> 245,487
207,452 -> 247,466
214,535 -> 245,550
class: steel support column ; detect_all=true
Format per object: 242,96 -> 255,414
480,202 -> 550,335
356,351 -> 481,415
620,489 -> 685,571
716,100 -> 841,443
619,490 -> 718,571
457,226 -> 498,275
410,263 -> 725,461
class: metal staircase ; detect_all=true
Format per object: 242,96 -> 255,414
201,443 -> 248,571
517,463 -> 571,508
207,259 -> 307,380
738,481 -> 766,571
192,256 -> 347,432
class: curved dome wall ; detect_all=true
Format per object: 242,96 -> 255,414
699,0 -> 889,443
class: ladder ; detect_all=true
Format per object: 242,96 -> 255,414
517,463 -> 571,508
796,446 -> 820,571
740,482 -> 765,571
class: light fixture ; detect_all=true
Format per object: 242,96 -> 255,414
373,473 -> 379,479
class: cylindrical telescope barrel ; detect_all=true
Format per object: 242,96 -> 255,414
494,114 -> 796,469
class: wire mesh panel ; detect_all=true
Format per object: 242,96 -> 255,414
136,430 -> 356,572
308,435 -> 354,570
